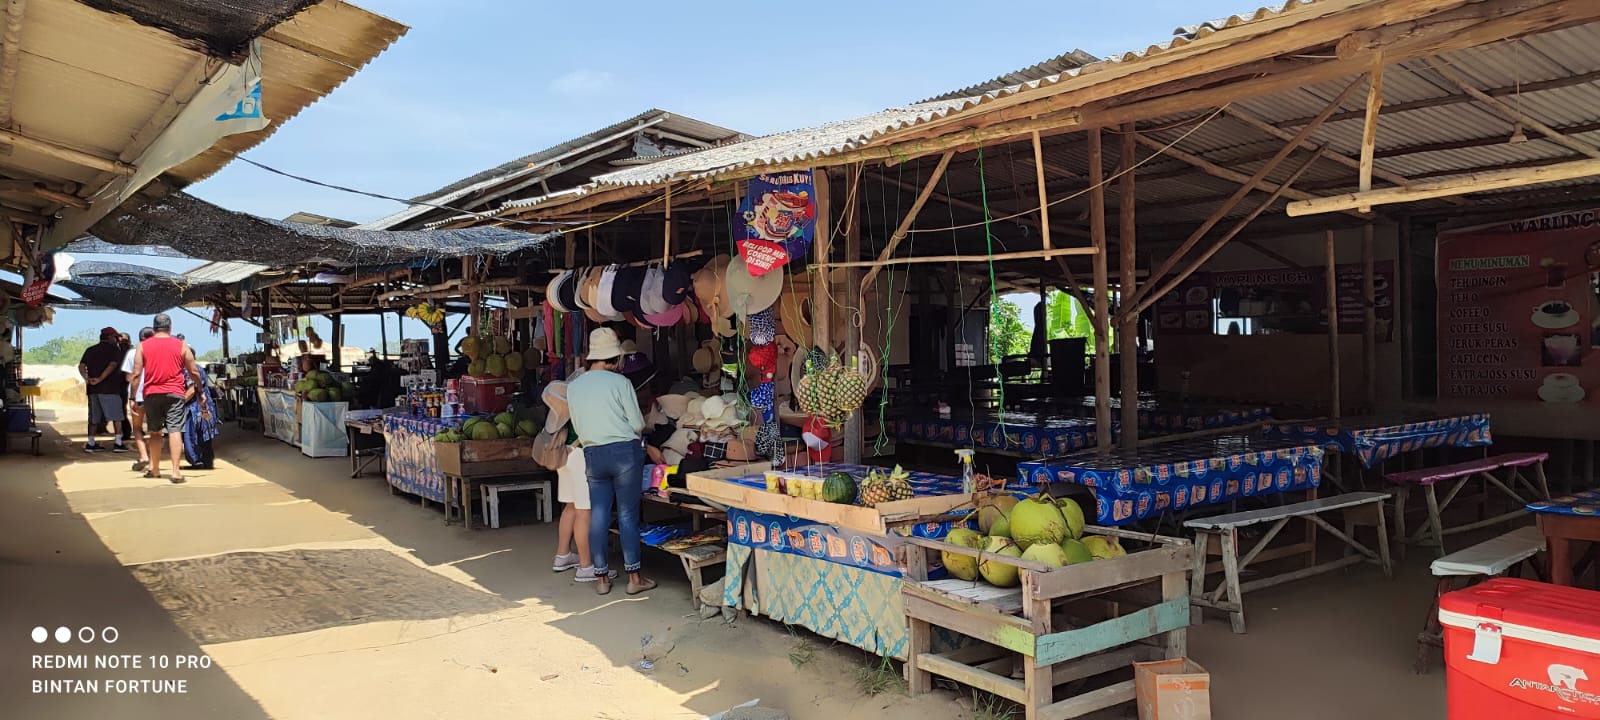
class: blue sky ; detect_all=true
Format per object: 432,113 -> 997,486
29,0 -> 1250,356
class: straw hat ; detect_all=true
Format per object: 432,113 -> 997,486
778,288 -> 811,346
726,256 -> 783,317
587,327 -> 625,361
692,339 -> 720,374
693,255 -> 732,318
657,394 -> 689,420
682,396 -> 707,426
700,395 -> 730,429
711,311 -> 737,338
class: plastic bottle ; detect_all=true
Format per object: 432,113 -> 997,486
956,449 -> 976,493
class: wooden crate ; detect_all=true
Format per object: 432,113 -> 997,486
901,527 -> 1193,720
686,464 -> 977,536
435,438 -> 534,476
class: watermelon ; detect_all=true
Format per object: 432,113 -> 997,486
821,471 -> 858,504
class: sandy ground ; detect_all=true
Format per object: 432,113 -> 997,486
1,403 -> 1450,720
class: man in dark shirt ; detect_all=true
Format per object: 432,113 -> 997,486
78,326 -> 128,452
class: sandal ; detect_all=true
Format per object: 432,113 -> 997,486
595,577 -> 613,596
169,475 -> 186,484
143,470 -> 159,479
626,578 -> 657,596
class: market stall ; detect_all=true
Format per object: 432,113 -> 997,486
257,387 -> 350,457
689,462 -> 981,659
888,402 -> 1273,458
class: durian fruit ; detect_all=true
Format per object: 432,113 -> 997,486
505,351 -> 525,374
461,336 -> 483,361
485,354 -> 507,377
492,336 -> 512,355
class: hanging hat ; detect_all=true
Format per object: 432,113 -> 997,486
623,311 -> 653,330
694,255 -> 732,318
596,266 -> 622,319
559,271 -> 583,314
657,394 -> 689,420
546,270 -> 573,312
748,308 -> 777,345
726,256 -> 783,317
692,340 -> 720,374
611,265 -> 648,315
587,327 -> 625,361
750,380 -> 775,410
639,267 -> 669,315
701,368 -> 725,393
661,262 -> 693,306
755,420 -> 780,456
643,302 -> 684,328
748,344 -> 778,381
579,268 -> 608,323
712,311 -> 737,338
778,289 -> 812,346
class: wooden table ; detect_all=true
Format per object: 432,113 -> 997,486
345,417 -> 387,478
1536,512 -> 1600,587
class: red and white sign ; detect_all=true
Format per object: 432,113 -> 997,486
20,279 -> 50,306
737,239 -> 790,277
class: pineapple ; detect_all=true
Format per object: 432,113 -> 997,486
886,465 -> 915,501
858,466 -> 916,506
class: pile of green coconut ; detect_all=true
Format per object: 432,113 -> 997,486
941,493 -> 1127,588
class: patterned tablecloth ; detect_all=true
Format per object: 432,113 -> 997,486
384,414 -> 455,503
1263,412 -> 1491,468
887,403 -> 1270,457
1017,435 -> 1324,526
1528,489 -> 1600,517
724,463 -> 971,541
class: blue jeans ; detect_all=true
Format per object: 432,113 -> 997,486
585,440 -> 644,574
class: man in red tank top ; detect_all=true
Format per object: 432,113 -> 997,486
129,313 -> 200,483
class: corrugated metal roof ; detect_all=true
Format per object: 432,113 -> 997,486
184,260 -> 271,285
921,49 -> 1100,103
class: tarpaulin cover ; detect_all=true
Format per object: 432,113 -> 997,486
89,191 -> 557,268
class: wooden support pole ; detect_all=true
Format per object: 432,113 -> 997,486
661,183 -> 673,264
1358,60 -> 1386,213
1124,76 -> 1364,317
1118,123 -> 1139,450
1032,131 -> 1052,251
1425,57 -> 1600,160
1326,230 -> 1342,419
330,311 -> 342,371
1131,148 -> 1326,318
1286,156 -> 1600,216
844,171 -> 863,464
379,310 -> 388,359
1363,224 -> 1377,410
221,321 -> 230,359
1088,128 -> 1112,451
0,180 -> 87,209
860,151 -> 954,294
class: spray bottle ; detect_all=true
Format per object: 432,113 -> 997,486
956,449 -> 976,494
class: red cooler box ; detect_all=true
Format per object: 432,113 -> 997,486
1440,578 -> 1600,719
459,376 -> 519,415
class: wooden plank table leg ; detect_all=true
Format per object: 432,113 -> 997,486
907,617 -> 933,696
1424,485 -> 1447,557
1373,498 -> 1394,579
1162,570 -> 1188,659
1189,530 -> 1210,626
1220,529 -> 1246,634
463,478 -> 475,531
1392,484 -> 1408,561
1550,535 -> 1573,586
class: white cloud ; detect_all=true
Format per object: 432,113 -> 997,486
548,69 -> 618,96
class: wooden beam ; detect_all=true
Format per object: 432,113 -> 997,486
0,0 -> 24,146
1222,106 -> 1420,193
1358,59 -> 1385,212
0,129 -> 136,175
1126,76 -> 1364,314
819,246 -> 1098,269
1286,156 -> 1600,216
1089,128 -> 1112,451
1237,238 -> 1306,269
1282,70 -> 1600,129
1118,123 -> 1138,450
1130,148 -> 1325,318
0,201 -> 46,225
860,151 -> 954,293
865,170 -> 1090,239
1424,57 -> 1600,160
0,180 -> 86,209
1134,134 -> 1366,216
1032,131 -> 1052,251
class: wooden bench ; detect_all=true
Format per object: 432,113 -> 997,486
478,478 -> 553,528
1185,491 -> 1393,634
629,492 -> 727,606
1386,452 -> 1549,557
1414,525 -> 1545,673
4,428 -> 42,455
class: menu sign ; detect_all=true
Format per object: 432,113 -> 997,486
1437,210 -> 1600,403
1157,261 -> 1395,337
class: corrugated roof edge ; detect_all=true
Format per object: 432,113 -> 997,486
920,49 -> 1101,103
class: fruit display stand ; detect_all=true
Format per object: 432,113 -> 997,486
686,462 -> 984,659
299,400 -> 349,458
435,437 -> 542,530
383,414 -> 456,504
900,528 -> 1193,720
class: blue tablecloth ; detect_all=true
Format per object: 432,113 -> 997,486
1528,490 -> 1600,517
1017,435 -> 1324,526
1263,412 -> 1491,468
384,414 -> 455,503
888,403 -> 1271,457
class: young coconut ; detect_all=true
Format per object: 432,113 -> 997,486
977,537 -> 1022,587
1059,538 -> 1095,564
989,513 -> 1012,540
1008,493 -> 1070,551
1082,535 -> 1127,559
1020,541 -> 1068,567
941,529 -> 984,582
976,504 -> 1007,535
1055,496 -> 1088,540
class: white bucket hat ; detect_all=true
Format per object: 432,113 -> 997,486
587,327 -> 624,361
